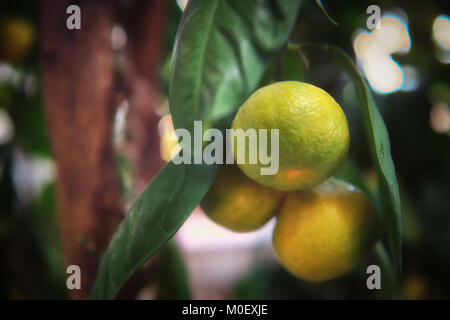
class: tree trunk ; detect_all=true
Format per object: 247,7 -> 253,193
40,0 -> 123,299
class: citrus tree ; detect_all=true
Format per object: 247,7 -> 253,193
91,0 -> 401,299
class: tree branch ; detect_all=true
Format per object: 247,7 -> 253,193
40,0 -> 123,299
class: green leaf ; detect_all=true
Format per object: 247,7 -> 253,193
90,162 -> 218,299
169,0 -> 303,134
282,44 -> 307,82
314,0 -> 338,26
156,241 -> 191,299
92,0 -> 303,299
293,43 -> 402,276
374,242 -> 400,297
334,158 -> 367,194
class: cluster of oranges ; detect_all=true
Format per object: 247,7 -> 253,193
201,81 -> 380,282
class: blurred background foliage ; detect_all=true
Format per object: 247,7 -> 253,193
0,0 -> 449,299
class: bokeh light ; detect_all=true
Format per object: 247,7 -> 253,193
158,114 -> 180,162
111,24 -> 127,51
433,14 -> 450,48
176,0 -> 189,12
432,14 -> 450,64
430,102 -> 450,134
354,12 -> 412,94
401,65 -> 420,92
175,208 -> 275,299
113,99 -> 129,150
0,108 -> 14,144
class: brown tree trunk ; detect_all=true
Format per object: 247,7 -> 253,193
40,0 -> 123,299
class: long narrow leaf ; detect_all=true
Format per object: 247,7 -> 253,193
91,162 -> 218,299
294,44 -> 402,276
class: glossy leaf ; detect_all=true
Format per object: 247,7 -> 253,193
156,241 -> 191,299
169,0 -> 303,134
294,43 -> 402,275
91,162 -> 218,299
282,44 -> 307,82
334,158 -> 367,194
